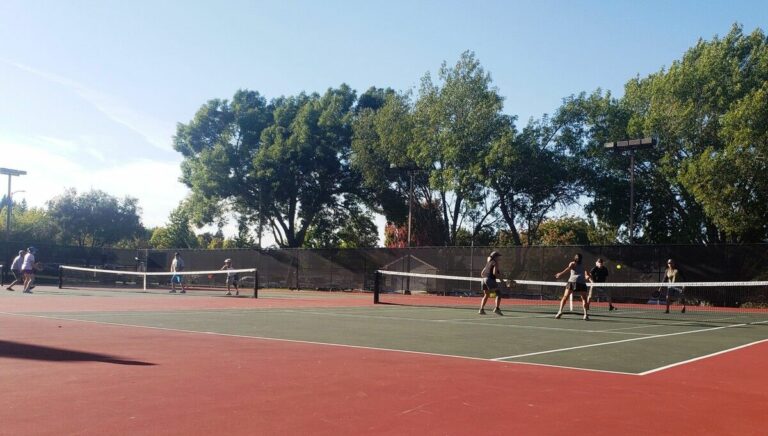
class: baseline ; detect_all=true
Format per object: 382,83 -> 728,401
493,320 -> 768,368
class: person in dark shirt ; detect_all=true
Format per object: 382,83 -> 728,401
588,258 -> 614,311
479,251 -> 503,315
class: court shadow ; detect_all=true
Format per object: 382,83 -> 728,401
0,340 -> 155,366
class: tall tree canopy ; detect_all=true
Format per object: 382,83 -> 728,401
562,24 -> 768,243
173,25 -> 768,247
413,51 -> 509,245
352,52 -> 514,246
174,86 -> 373,247
47,188 -> 143,248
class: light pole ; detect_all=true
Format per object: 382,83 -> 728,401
391,164 -> 419,294
603,138 -> 656,243
407,169 -> 414,248
1,168 -> 27,241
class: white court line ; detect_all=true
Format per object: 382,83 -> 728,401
275,309 -> 658,336
0,311 -> 634,375
492,320 -> 768,361
31,307 -> 659,337
595,315 -> 746,333
638,337 -> 768,375
5,311 -> 763,376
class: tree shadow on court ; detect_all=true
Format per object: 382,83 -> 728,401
0,340 -> 155,366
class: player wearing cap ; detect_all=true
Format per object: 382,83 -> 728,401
221,258 -> 239,296
5,250 -> 25,291
478,251 -> 503,315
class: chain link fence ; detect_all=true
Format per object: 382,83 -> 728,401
2,242 -> 767,296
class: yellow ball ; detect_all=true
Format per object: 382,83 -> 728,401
616,264 -> 622,270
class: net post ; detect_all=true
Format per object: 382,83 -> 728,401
253,268 -> 259,299
143,273 -> 147,291
58,266 -> 63,289
373,270 -> 380,304
1,264 -> 4,287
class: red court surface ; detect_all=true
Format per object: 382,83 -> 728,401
2,304 -> 767,436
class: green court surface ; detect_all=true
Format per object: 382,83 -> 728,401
17,291 -> 768,375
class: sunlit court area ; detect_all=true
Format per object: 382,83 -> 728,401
2,247 -> 768,434
3,1 -> 768,434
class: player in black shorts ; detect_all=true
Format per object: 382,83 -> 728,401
478,251 -> 503,315
555,253 -> 593,320
588,258 -> 614,311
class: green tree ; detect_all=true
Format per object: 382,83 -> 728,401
175,86 -> 362,247
354,52 -> 508,246
677,29 -> 768,240
0,198 -> 57,243
47,188 -> 143,248
568,25 -> 768,243
412,51 -> 509,245
149,205 -> 199,249
303,201 -> 379,248
175,90 -> 273,236
351,89 -> 447,246
485,97 -> 589,246
537,217 -> 592,246
351,89 -> 414,224
113,228 -> 154,249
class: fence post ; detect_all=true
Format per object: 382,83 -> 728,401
295,249 -> 300,291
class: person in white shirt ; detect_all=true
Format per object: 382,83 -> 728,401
5,250 -> 25,291
220,258 -> 239,296
21,247 -> 37,294
169,252 -> 186,293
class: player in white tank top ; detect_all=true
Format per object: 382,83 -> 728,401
554,253 -> 593,320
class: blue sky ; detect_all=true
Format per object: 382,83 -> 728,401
0,0 -> 765,242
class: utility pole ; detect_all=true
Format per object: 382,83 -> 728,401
603,138 -> 656,243
390,163 -> 420,294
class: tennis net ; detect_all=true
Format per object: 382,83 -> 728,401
373,270 -> 768,320
59,265 -> 259,296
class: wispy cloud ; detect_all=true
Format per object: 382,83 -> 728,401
35,135 -> 80,153
0,135 -> 188,228
0,58 -> 173,152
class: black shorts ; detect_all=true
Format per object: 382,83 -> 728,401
567,282 -> 588,293
482,276 -> 499,291
666,287 -> 684,298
